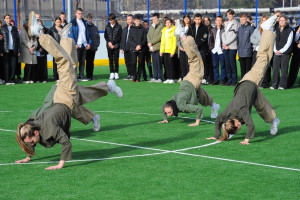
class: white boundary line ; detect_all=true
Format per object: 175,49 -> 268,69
0,152 -> 168,166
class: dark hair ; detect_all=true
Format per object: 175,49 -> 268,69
4,14 -> 11,19
152,13 -> 160,18
108,13 -> 116,20
240,13 -> 247,18
165,17 -> 173,24
164,100 -> 179,117
86,13 -> 93,18
203,16 -> 211,24
182,15 -> 191,26
134,14 -> 141,20
226,9 -> 235,15
60,12 -> 66,16
216,15 -> 223,20
247,15 -> 253,21
194,13 -> 202,19
127,14 -> 133,18
76,8 -> 83,12
54,17 -> 62,22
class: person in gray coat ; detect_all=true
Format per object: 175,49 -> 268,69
86,13 -> 100,80
237,13 -> 254,79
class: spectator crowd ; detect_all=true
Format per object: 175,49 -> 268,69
0,8 -> 299,90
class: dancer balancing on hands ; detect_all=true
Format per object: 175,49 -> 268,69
15,11 -> 123,170
159,19 -> 220,126
206,15 -> 280,145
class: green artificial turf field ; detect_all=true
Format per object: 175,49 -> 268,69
0,66 -> 299,200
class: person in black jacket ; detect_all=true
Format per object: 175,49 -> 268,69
120,14 -> 134,80
85,13 -> 100,80
1,14 -> 20,85
270,15 -> 293,90
104,13 -> 122,80
59,12 -> 68,28
128,15 -> 147,82
287,25 -> 300,88
191,13 -> 209,84
49,17 -> 62,81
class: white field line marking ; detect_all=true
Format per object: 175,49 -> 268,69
94,110 -> 216,124
0,128 -> 16,132
0,111 -> 12,112
72,137 -> 300,172
0,152 -> 168,166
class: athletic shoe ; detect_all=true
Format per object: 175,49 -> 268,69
156,79 -> 162,83
114,73 -> 119,80
92,114 -> 101,132
109,73 -> 115,80
211,103 -> 220,118
81,78 -> 90,82
148,78 -> 156,82
28,11 -> 42,37
270,86 -> 275,90
23,81 -> 30,84
123,75 -> 131,80
107,80 -> 123,98
5,82 -> 12,85
42,81 -> 47,83
177,78 -> 182,83
11,82 -> 15,85
270,117 -> 280,135
30,81 -> 34,84
202,79 -> 207,84
168,79 -> 175,83
174,19 -> 185,37
163,79 -> 170,83
212,81 -> 219,85
278,87 -> 284,90
59,23 -> 72,38
261,14 -> 278,31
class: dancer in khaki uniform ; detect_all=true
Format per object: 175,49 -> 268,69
207,15 -> 280,145
159,20 -> 220,126
15,11 -> 123,170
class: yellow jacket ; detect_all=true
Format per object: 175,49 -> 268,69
160,26 -> 177,55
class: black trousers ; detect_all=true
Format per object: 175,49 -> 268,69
107,47 -> 120,73
131,51 -> 145,81
77,46 -> 87,79
0,56 -> 4,80
272,54 -> 291,89
23,64 -> 36,81
200,52 -> 211,82
144,51 -> 153,79
239,57 -> 252,79
205,51 -> 214,82
163,53 -> 175,79
287,53 -> 300,88
3,50 -> 17,83
15,62 -> 21,78
86,50 -> 96,79
53,58 -> 59,80
179,50 -> 189,78
124,50 -> 134,76
36,56 -> 48,82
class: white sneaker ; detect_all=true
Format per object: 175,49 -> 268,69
108,80 -> 123,98
163,79 -> 170,83
270,117 -> 280,135
168,79 -> 175,83
261,14 -> 278,31
202,79 -> 207,84
93,114 -> 101,132
109,73 -> 115,80
211,103 -> 220,118
278,87 -> 284,90
114,73 -> 119,80
81,78 -> 90,82
28,11 -> 42,37
178,78 -> 182,83
0,79 -> 4,84
156,79 -> 162,83
149,78 -> 156,82
269,86 -> 275,90
23,81 -> 30,84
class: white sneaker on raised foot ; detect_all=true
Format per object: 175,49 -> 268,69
108,80 -> 123,98
93,114 -> 101,132
28,11 -> 42,37
114,73 -> 119,80
163,79 -> 170,83
270,117 -> 280,135
211,103 -> 220,118
261,14 -> 278,31
109,73 -> 115,80
175,19 -> 185,37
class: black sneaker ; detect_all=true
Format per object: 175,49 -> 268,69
212,81 -> 219,85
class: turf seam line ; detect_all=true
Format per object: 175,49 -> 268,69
0,152 -> 168,166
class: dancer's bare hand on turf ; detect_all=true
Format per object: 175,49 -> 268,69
158,120 -> 168,124
240,139 -> 250,145
46,160 -> 65,170
15,156 -> 31,163
206,137 -> 216,140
